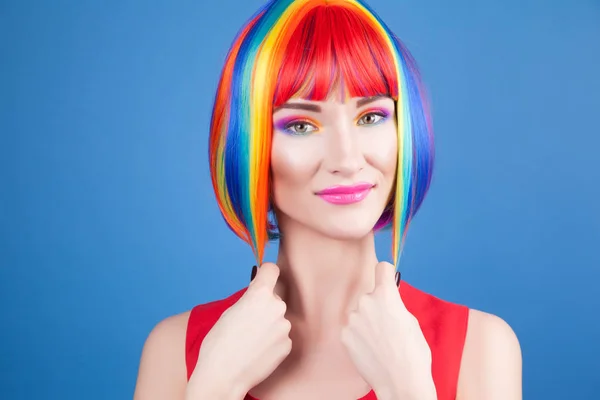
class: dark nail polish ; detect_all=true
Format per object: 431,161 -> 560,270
395,271 -> 401,286
250,265 -> 257,281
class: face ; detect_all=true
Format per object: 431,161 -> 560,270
270,92 -> 398,240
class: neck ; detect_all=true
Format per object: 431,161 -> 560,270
273,219 -> 379,339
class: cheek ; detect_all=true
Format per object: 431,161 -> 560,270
363,123 -> 398,178
271,134 -> 321,190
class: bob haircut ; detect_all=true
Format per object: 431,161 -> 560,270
209,0 -> 434,267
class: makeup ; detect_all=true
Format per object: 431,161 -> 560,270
315,182 -> 375,205
274,116 -> 320,136
355,107 -> 391,126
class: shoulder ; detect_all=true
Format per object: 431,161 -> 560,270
133,288 -> 247,400
133,311 -> 191,400
457,309 -> 522,399
143,311 -> 192,353
464,309 -> 521,350
133,284 -> 246,399
462,309 -> 522,372
400,283 -> 522,399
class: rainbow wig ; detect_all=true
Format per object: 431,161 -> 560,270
209,0 -> 434,267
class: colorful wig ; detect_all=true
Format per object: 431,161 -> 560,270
209,0 -> 434,267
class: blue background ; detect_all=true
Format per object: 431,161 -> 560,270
1,0 -> 599,398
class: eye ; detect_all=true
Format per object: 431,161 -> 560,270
284,121 -> 318,135
357,112 -> 387,126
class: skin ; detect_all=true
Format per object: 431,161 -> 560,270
133,91 -> 522,400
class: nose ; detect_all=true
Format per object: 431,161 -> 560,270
324,124 -> 365,177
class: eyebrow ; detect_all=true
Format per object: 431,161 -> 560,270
356,95 -> 387,108
273,95 -> 388,113
273,103 -> 322,112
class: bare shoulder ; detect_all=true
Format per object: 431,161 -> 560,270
133,311 -> 192,400
457,309 -> 522,400
464,309 -> 521,353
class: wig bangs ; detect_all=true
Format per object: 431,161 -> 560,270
273,5 -> 399,105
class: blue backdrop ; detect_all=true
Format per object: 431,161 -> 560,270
1,0 -> 599,398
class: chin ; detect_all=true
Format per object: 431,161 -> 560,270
275,197 -> 388,241
311,214 -> 381,241
318,228 -> 374,241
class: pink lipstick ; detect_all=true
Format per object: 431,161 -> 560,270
316,183 -> 374,205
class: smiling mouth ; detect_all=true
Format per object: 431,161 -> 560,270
315,183 -> 375,205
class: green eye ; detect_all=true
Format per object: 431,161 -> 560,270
357,112 -> 387,126
285,121 -> 318,135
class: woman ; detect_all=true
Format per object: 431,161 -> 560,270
134,0 -> 522,399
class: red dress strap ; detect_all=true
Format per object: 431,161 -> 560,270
400,282 -> 470,400
184,288 -> 245,381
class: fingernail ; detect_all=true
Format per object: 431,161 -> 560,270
395,271 -> 401,286
250,265 -> 257,281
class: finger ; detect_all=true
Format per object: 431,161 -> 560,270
373,261 -> 396,290
249,262 -> 280,291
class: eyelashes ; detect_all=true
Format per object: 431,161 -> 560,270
274,108 -> 392,136
274,116 -> 321,136
356,107 -> 391,126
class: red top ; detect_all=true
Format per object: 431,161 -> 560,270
185,281 -> 469,400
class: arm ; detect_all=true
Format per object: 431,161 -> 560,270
133,312 -> 190,400
456,309 -> 523,400
133,311 -> 244,400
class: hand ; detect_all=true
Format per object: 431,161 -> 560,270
187,263 -> 292,399
340,262 -> 437,400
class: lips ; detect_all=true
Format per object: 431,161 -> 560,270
315,182 -> 375,205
